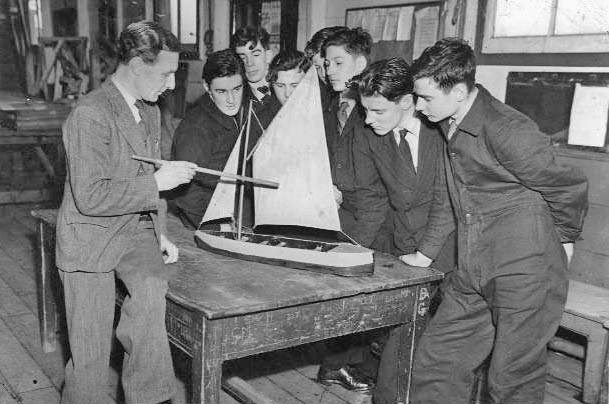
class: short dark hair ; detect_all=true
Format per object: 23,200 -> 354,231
350,58 -> 413,102
321,27 -> 372,58
117,21 -> 180,64
266,49 -> 311,83
304,26 -> 349,58
230,26 -> 270,50
202,49 -> 245,85
411,37 -> 476,92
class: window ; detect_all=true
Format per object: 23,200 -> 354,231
483,0 -> 609,53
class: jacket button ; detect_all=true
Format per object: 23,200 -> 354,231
449,152 -> 457,158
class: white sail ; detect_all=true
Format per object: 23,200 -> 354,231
200,135 -> 240,224
252,68 -> 341,231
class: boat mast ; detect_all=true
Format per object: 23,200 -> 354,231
236,99 -> 253,240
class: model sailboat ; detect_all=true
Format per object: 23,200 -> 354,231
194,68 -> 374,276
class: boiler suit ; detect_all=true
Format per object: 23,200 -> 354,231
410,86 -> 588,404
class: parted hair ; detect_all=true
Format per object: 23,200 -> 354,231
350,57 -> 413,102
411,37 -> 476,92
321,27 -> 372,58
230,26 -> 270,50
304,26 -> 349,59
267,49 -> 311,84
117,21 -> 180,64
202,49 -> 245,85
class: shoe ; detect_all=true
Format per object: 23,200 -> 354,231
317,365 -> 375,393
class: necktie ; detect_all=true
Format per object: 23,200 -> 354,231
134,100 -> 149,149
337,100 -> 350,133
446,118 -> 458,139
257,86 -> 269,95
399,129 -> 415,171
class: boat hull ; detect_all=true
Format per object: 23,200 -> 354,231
194,230 -> 374,276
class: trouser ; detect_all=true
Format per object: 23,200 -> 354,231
59,225 -> 176,404
410,206 -> 568,404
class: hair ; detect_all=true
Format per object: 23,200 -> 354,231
350,58 -> 413,102
321,27 -> 372,58
411,37 -> 476,92
266,49 -> 311,83
117,21 -> 180,64
304,26 -> 349,58
230,26 -> 270,50
202,49 -> 245,85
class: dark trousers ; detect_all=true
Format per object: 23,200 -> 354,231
410,206 -> 568,404
59,224 -> 176,404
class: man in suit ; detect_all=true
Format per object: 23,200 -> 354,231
349,57 -> 456,404
55,21 -> 197,404
231,27 -> 277,127
172,49 -> 256,229
402,38 -> 588,404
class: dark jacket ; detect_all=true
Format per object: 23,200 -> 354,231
172,93 -> 258,227
419,85 -> 588,259
323,94 -> 376,235
351,119 -> 456,269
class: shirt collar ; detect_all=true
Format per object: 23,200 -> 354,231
394,111 -> 421,137
111,76 -> 139,108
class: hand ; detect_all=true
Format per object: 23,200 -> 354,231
333,185 -> 343,207
400,251 -> 433,267
562,242 -> 574,266
160,234 -> 179,264
154,161 -> 197,191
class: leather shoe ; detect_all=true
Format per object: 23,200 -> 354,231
317,365 -> 375,393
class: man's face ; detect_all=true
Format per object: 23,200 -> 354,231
272,68 -> 306,105
413,77 -> 460,123
234,40 -> 271,85
324,45 -> 366,92
311,53 -> 326,83
206,74 -> 244,117
133,50 -> 179,102
361,94 -> 412,136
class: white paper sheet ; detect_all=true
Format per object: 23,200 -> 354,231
413,6 -> 440,59
568,83 -> 609,147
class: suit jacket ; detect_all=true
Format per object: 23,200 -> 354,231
351,119 -> 456,270
56,80 -> 166,273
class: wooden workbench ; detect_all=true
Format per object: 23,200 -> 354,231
0,127 -> 63,203
32,209 -> 443,404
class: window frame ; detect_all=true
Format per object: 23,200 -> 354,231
482,0 -> 609,54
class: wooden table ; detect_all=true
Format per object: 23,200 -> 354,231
0,127 -> 63,203
32,209 -> 443,404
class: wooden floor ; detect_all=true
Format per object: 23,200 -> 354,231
0,203 -> 586,404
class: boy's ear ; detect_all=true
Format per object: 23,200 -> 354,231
203,81 -> 209,93
398,94 -> 414,110
451,82 -> 469,102
354,55 -> 367,75
128,56 -> 146,75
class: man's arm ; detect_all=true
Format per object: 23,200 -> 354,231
350,130 -> 389,246
408,143 -> 456,265
488,117 -> 588,243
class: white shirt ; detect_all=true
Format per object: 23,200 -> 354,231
111,77 -> 141,123
393,116 -> 421,171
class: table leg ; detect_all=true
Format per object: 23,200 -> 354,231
191,318 -> 223,403
37,220 -> 57,353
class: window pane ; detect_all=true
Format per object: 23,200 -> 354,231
180,0 -> 197,44
494,0 -> 552,37
555,0 -> 609,35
